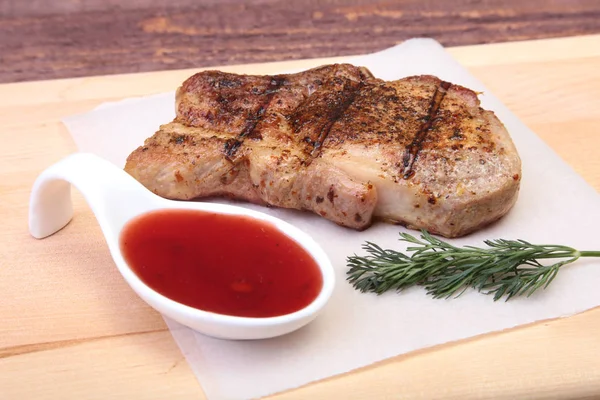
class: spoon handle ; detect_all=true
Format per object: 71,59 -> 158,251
29,152 -> 156,239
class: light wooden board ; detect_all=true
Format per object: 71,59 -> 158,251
1,34 -> 600,400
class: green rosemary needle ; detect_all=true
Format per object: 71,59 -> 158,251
346,230 -> 600,301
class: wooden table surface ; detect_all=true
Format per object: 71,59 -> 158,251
1,34 -> 600,400
1,0 -> 600,83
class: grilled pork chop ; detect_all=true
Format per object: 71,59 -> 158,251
125,64 -> 521,237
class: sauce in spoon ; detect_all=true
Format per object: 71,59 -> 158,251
120,209 -> 323,318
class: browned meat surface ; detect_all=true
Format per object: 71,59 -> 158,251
125,64 -> 521,237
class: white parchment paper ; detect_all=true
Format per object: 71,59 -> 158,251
63,39 -> 600,400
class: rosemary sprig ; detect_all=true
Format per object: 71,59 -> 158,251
346,230 -> 600,301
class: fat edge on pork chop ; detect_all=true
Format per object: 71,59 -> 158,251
125,64 -> 522,238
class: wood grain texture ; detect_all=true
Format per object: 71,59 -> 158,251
1,0 -> 600,83
1,34 -> 600,399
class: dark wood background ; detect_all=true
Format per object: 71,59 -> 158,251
1,0 -> 599,83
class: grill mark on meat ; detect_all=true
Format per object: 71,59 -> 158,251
402,80 -> 451,179
224,76 -> 285,159
291,78 -> 362,164
309,82 -> 361,159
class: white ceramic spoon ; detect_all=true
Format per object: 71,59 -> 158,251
28,152 -> 335,340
